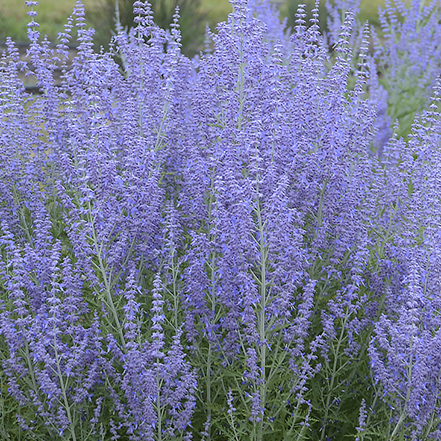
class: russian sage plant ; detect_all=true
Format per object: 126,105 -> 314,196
0,0 -> 441,440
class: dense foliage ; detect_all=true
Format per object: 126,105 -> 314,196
1,0 -> 441,440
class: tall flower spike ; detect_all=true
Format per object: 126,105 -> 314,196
327,10 -> 354,86
122,267 -> 142,351
150,273 -> 165,359
424,75 -> 441,128
25,0 -> 48,91
57,16 -> 74,60
230,0 -> 248,22
73,1 -> 94,57
294,3 -> 307,37
162,329 -> 197,433
290,3 -> 308,65
303,1 -> 325,63
333,10 -> 354,57
203,24 -> 213,55
353,22 -> 370,96
133,0 -> 154,42
113,0 -> 124,34
326,0 -> 361,46
308,0 -> 322,45
26,1 -> 40,44
170,6 -> 182,45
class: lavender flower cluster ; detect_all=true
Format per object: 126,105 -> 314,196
0,0 -> 440,440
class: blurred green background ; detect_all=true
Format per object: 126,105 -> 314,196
0,0 -> 231,55
280,0 -> 385,34
0,0 -> 387,56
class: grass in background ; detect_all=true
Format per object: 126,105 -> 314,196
0,0 -> 100,43
280,0 -> 386,35
0,0 -> 231,46
201,0 -> 232,29
0,0 -> 386,47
